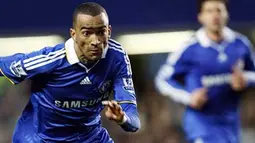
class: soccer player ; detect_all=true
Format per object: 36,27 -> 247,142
0,2 -> 140,143
155,0 -> 255,142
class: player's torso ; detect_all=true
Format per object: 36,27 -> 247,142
191,40 -> 245,83
186,39 -> 247,112
25,53 -> 116,141
15,40 -> 126,142
31,57 -> 115,113
50,61 -> 113,107
183,40 -> 245,139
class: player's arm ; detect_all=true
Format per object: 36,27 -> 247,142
0,47 -> 64,84
103,52 -> 140,132
155,42 -> 208,109
234,37 -> 255,88
154,47 -> 193,105
103,100 -> 139,132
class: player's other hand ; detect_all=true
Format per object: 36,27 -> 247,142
189,88 -> 208,110
231,66 -> 246,91
102,100 -> 126,124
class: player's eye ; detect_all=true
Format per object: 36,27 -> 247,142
217,8 -> 222,13
96,30 -> 106,36
82,31 -> 91,37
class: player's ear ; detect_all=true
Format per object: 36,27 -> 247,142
225,12 -> 229,23
108,25 -> 112,38
197,13 -> 203,25
70,28 -> 77,42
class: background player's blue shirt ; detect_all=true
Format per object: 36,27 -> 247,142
155,27 -> 255,141
0,38 -> 140,142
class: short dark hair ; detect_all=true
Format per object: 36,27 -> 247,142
198,0 -> 228,13
72,2 -> 108,27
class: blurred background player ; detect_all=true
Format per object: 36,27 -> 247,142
155,0 -> 255,142
0,2 -> 140,143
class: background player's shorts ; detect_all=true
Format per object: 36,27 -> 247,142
188,135 -> 239,143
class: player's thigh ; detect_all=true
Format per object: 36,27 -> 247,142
94,127 -> 113,143
13,124 -> 42,143
82,127 -> 113,143
13,132 -> 42,143
189,136 -> 228,143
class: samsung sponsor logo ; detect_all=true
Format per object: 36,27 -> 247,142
55,92 -> 110,108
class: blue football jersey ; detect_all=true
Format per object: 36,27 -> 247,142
0,38 -> 139,142
155,27 -> 255,142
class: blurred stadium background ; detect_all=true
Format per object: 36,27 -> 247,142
1,0 -> 255,142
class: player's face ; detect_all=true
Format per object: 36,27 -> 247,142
71,13 -> 111,62
198,1 -> 228,32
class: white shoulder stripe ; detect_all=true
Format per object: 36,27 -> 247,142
167,37 -> 196,65
23,48 -> 65,64
26,54 -> 65,70
108,41 -> 122,47
24,50 -> 65,68
238,34 -> 253,49
108,41 -> 132,75
108,46 -> 125,54
108,42 -> 125,53
109,39 -> 121,44
109,40 -> 121,48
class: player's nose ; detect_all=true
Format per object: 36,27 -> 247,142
91,35 -> 101,46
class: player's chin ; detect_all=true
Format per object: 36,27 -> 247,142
89,55 -> 102,61
210,25 -> 223,31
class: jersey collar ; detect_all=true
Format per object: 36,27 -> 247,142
65,38 -> 108,65
196,27 -> 236,47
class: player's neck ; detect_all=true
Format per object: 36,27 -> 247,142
73,43 -> 98,65
205,29 -> 224,43
74,43 -> 88,63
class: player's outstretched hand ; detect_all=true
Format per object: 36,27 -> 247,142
231,66 -> 246,91
102,100 -> 126,124
189,88 -> 208,110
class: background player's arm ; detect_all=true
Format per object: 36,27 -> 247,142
238,37 -> 255,87
155,45 -> 208,109
155,47 -> 192,105
0,47 -> 63,84
105,53 -> 140,132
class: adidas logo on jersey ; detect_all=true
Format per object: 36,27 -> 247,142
80,76 -> 91,85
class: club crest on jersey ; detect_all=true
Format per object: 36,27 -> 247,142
99,80 -> 112,94
217,53 -> 228,63
10,60 -> 27,77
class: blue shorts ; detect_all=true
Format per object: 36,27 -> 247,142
12,117 -> 114,143
13,125 -> 113,143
